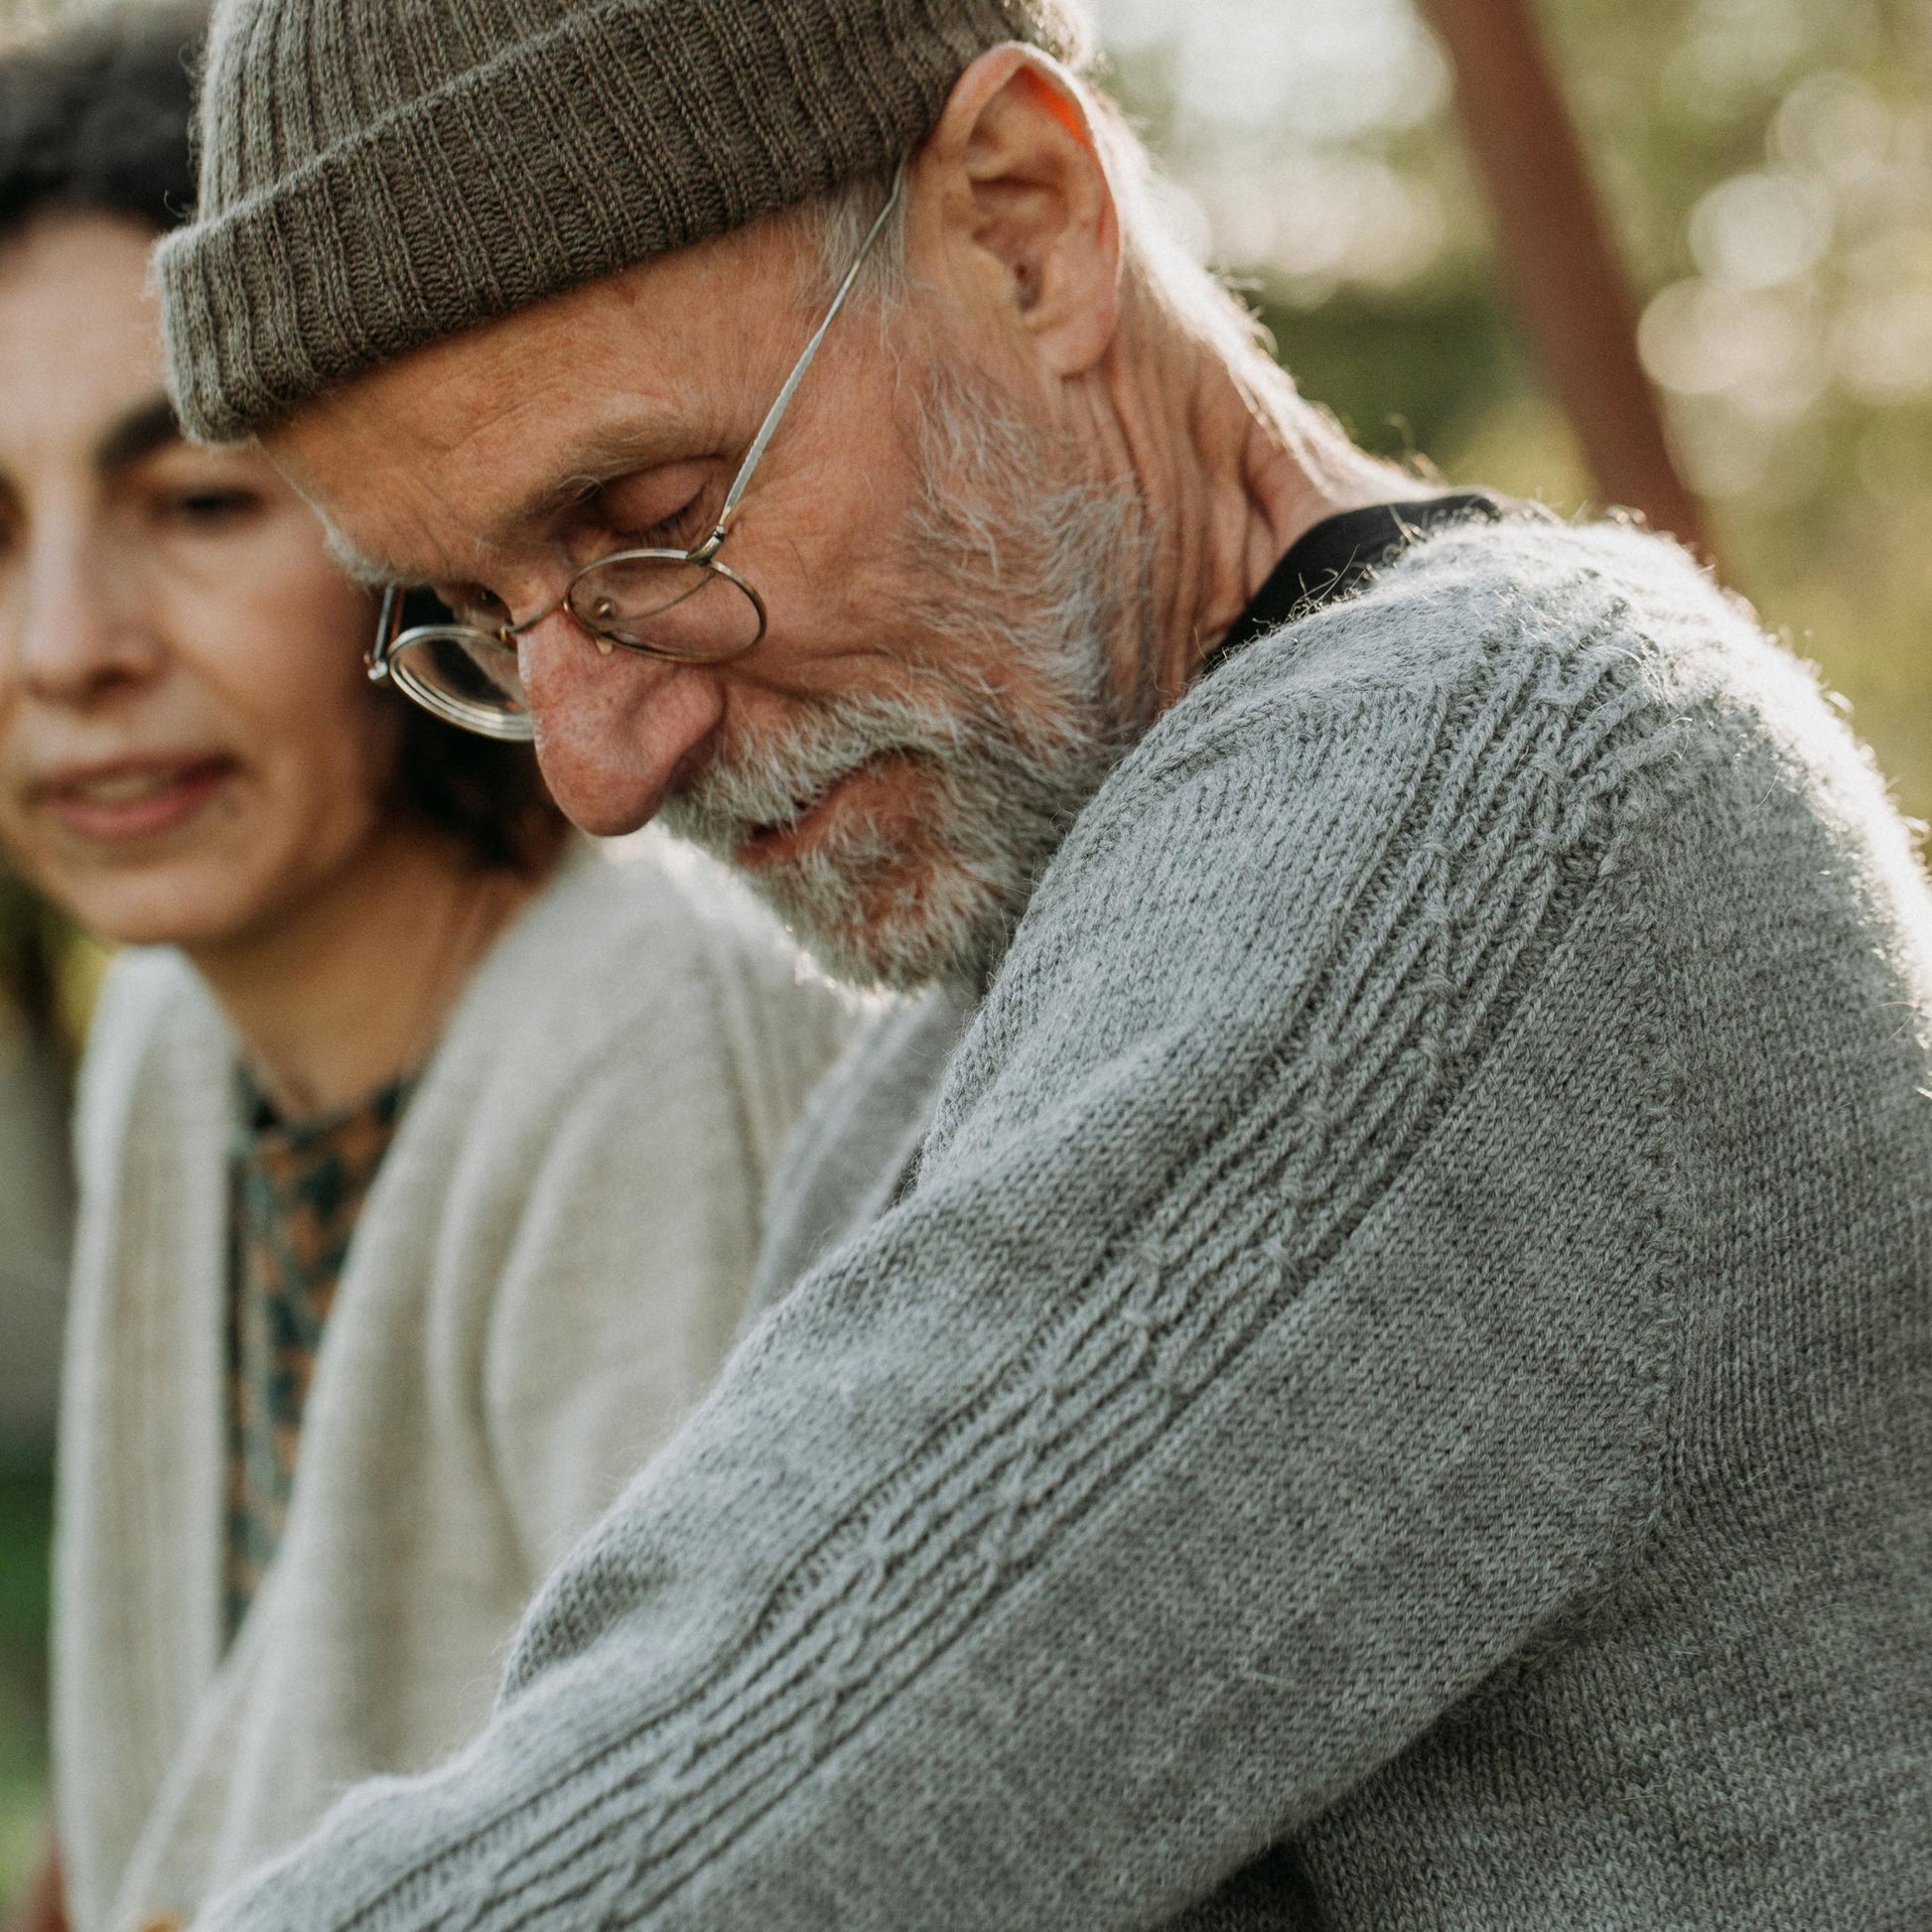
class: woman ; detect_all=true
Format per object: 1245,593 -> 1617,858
0,12 -> 858,1932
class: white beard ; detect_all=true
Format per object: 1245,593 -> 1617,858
661,360 -> 1152,992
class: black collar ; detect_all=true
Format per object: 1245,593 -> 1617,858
1197,490 -> 1519,683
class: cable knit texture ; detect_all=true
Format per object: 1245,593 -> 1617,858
195,520 -> 1932,1930
157,0 -> 1089,441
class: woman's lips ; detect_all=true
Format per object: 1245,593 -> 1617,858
38,758 -> 236,844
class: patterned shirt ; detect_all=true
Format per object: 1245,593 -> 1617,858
225,1073 -> 413,1642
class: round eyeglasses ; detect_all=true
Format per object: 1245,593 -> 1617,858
367,166 -> 904,743
372,546 -> 766,741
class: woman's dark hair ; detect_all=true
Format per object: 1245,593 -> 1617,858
0,4 -> 566,876
389,694 -> 568,875
0,4 -> 200,242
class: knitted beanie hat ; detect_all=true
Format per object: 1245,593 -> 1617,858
158,0 -> 1091,442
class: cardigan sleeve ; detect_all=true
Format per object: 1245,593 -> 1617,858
191,634 -> 1690,1932
478,1050 -> 760,1583
478,907 -> 863,1581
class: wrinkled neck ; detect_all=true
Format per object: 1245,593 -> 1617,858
1075,279 -> 1421,718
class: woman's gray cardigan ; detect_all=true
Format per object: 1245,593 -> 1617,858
54,839 -> 857,1932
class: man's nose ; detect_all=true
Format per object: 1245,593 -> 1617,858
10,529 -> 162,702
516,611 -> 727,836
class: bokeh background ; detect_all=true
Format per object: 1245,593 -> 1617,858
3,0 -> 1930,1909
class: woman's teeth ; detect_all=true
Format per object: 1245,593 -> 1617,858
67,769 -> 190,803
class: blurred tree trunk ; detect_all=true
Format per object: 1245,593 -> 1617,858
1423,0 -> 1712,559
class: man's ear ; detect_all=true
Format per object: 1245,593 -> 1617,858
911,46 -> 1122,379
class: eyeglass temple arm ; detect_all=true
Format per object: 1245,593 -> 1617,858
708,163 -> 906,542
368,586 -> 401,680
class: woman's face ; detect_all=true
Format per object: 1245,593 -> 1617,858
0,213 -> 398,948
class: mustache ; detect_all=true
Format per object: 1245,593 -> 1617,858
660,662 -> 1124,993
661,688 -> 973,850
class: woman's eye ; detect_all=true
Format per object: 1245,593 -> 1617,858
163,486 -> 262,528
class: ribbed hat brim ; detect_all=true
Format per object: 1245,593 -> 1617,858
160,0 -> 1083,442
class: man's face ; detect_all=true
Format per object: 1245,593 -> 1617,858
270,194 -> 1143,987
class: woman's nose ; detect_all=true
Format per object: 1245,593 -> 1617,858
9,526 -> 163,702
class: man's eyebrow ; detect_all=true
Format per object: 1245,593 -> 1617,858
315,422 -> 690,592
499,424 -> 689,533
93,394 -> 186,475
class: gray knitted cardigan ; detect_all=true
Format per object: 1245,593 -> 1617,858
197,518 -> 1931,1930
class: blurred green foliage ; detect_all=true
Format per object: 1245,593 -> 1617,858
1103,0 -> 1932,812
0,1460 -> 51,1913
0,886 -> 68,1913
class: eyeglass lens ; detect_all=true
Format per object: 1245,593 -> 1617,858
385,555 -> 763,734
565,555 -> 761,657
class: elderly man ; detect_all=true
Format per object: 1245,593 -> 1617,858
151,0 -> 1927,1926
